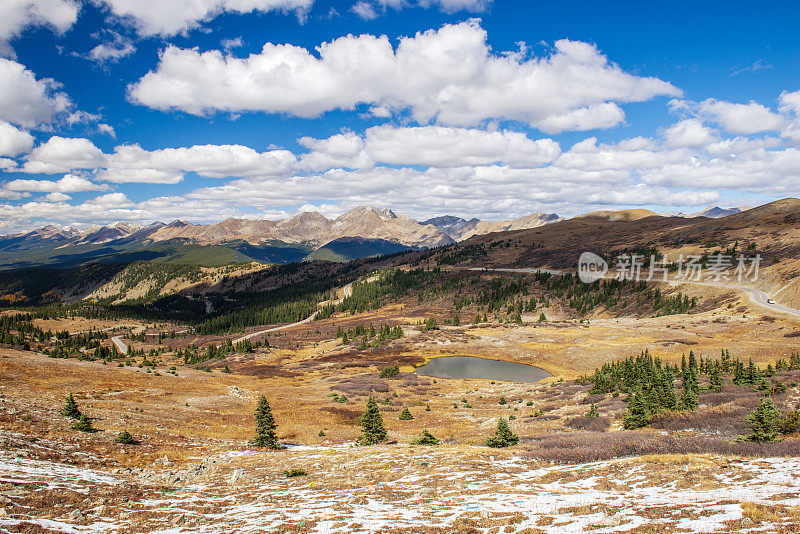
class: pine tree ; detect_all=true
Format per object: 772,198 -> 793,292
744,397 -> 781,442
688,350 -> 697,374
677,382 -> 698,411
115,430 -> 138,444
61,393 -> 81,419
623,390 -> 651,429
486,417 -> 519,448
709,365 -> 723,391
251,395 -> 279,448
778,410 -> 800,435
411,429 -> 440,445
398,407 -> 414,420
72,414 -> 95,432
359,396 -> 387,445
586,403 -> 599,418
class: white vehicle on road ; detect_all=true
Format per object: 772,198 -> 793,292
767,298 -> 776,304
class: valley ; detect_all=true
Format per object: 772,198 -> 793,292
2,200 -> 800,533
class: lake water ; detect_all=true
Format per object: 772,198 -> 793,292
415,356 -> 552,383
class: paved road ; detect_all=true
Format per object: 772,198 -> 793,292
668,279 -> 800,319
110,335 -> 128,355
124,282 -> 355,350
230,282 -> 354,344
464,267 -> 563,276
463,266 -> 800,318
110,326 -> 146,355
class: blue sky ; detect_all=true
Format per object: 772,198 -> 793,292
1,0 -> 799,232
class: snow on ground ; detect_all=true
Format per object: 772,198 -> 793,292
2,445 -> 799,533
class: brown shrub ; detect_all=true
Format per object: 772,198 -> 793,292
650,398 -> 758,436
582,393 -> 605,404
566,416 -> 611,431
540,403 -> 559,413
231,363 -> 300,378
330,374 -> 392,395
321,406 -> 362,425
527,414 -> 560,421
521,431 -> 800,464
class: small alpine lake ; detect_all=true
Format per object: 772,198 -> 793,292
415,356 -> 552,383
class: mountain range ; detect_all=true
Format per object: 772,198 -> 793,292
0,204 -> 753,270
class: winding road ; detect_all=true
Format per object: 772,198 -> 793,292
112,264 -> 800,355
111,282 -> 356,353
229,282 -> 354,344
463,266 -> 800,318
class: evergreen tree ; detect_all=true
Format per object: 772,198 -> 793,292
746,358 -> 759,385
744,397 -> 781,442
115,430 -> 138,444
677,382 -> 698,411
359,396 -> 387,445
486,417 -> 519,448
398,407 -> 413,420
411,429 -> 440,445
61,393 -> 81,419
72,414 -> 95,432
251,395 -> 279,448
586,403 -> 599,418
709,365 -> 723,391
423,317 -> 439,331
662,368 -> 677,408
778,410 -> 800,435
623,390 -> 651,429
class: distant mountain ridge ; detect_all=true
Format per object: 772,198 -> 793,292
661,206 -> 752,219
0,206 -> 569,269
2,206 -> 566,251
423,212 -> 561,241
690,206 -> 751,218
0,206 -> 446,269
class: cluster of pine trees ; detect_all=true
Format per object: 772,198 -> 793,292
335,268 -> 448,315
587,349 -> 701,429
437,244 -> 488,265
0,313 -> 49,349
548,274 -> 696,316
335,323 -> 403,346
44,330 -> 108,356
588,348 -> 800,432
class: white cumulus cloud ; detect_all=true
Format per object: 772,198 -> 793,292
0,121 -> 34,157
0,58 -> 73,128
695,98 -> 787,134
362,125 -> 561,167
663,119 -> 718,149
0,0 -> 79,58
358,0 -> 492,18
42,191 -> 71,202
22,136 -> 105,174
98,0 -> 313,36
87,31 -> 136,63
128,20 -> 680,132
19,136 -> 298,182
5,173 -> 107,193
